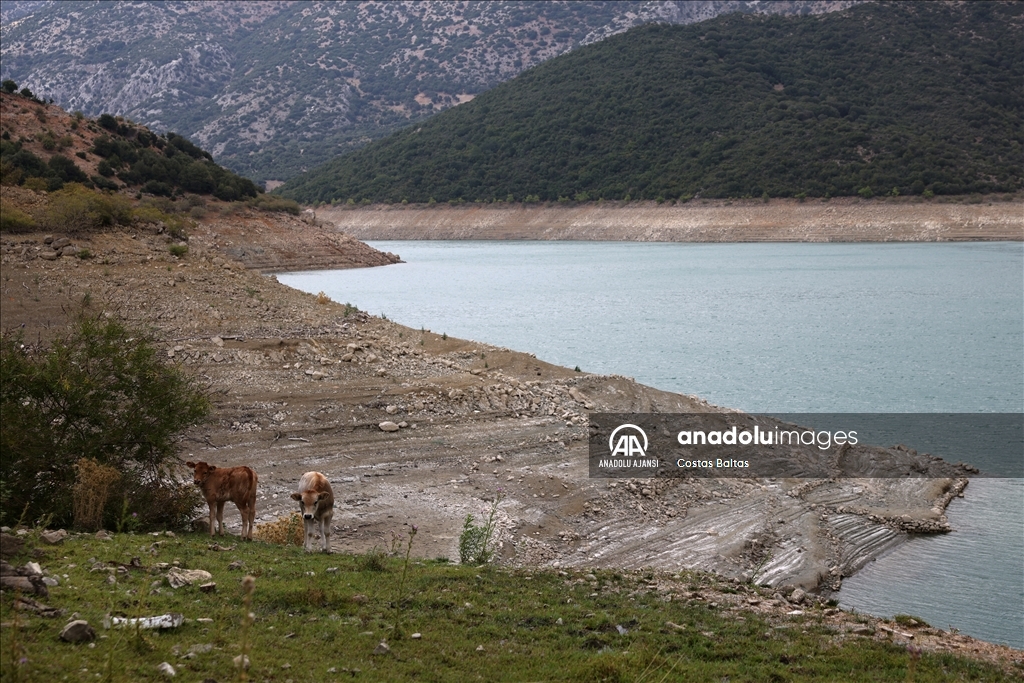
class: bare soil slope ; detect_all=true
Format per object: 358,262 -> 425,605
320,197 -> 1024,242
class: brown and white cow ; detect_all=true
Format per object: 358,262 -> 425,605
185,461 -> 258,540
291,471 -> 334,553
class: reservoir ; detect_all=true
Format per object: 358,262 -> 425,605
279,240 -> 1023,647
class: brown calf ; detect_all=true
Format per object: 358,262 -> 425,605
291,471 -> 334,552
185,461 -> 258,540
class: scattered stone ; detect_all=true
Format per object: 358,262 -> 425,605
40,529 -> 68,545
233,654 -> 250,670
0,532 -> 24,559
13,596 -> 64,618
665,621 -> 686,632
199,582 -> 217,593
60,619 -> 96,643
476,645 -> 485,652
410,632 -> 422,639
109,613 -> 184,630
166,568 -> 213,588
378,421 -> 400,432
1,574 -> 48,596
227,561 -> 244,571
373,640 -> 391,655
157,662 -> 176,677
95,530 -> 113,540
851,625 -> 875,636
790,588 -> 806,604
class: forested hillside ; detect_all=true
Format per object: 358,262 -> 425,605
0,1 -> 858,184
277,2 -> 1023,204
0,86 -> 259,200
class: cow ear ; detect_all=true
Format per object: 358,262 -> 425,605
208,465 -> 217,471
290,492 -> 302,501
317,492 -> 328,501
185,461 -> 195,468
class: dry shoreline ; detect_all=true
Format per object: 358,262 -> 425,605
2,205 -> 1021,666
319,196 -> 1024,242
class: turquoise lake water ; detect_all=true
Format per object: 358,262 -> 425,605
279,240 -> 1023,647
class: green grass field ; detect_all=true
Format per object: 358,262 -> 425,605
1,530 -> 1015,682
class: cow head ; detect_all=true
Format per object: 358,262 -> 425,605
185,461 -> 215,487
291,490 -> 329,520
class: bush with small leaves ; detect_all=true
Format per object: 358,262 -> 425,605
0,314 -> 211,528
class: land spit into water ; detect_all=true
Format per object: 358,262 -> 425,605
1,194 -> 1018,665
320,196 -> 1024,242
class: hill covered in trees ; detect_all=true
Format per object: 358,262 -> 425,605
0,84 -> 259,200
277,2 -> 1023,204
0,1 -> 859,184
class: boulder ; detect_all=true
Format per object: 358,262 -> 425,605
378,421 -> 400,432
60,620 -> 96,643
40,529 -> 68,545
166,568 -> 213,588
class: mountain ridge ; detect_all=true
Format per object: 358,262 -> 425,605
1,1 -> 860,184
276,2 -> 1024,203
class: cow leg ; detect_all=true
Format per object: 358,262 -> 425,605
320,511 -> 333,553
304,517 -> 315,552
207,502 -> 217,538
246,496 -> 256,540
236,503 -> 248,540
216,501 -> 226,536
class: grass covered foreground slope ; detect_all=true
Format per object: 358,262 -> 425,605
278,2 -> 1023,205
2,530 -> 1020,682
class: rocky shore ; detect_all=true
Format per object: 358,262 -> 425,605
320,195 -> 1024,242
0,213 -> 972,595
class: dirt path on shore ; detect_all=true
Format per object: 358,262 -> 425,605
3,199 -> 1020,666
320,196 -> 1024,242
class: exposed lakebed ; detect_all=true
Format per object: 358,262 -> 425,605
280,240 -> 1023,647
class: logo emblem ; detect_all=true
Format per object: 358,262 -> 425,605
609,424 -> 648,458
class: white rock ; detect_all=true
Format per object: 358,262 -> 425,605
156,662 -> 175,677
166,568 -> 213,588
378,421 -> 400,432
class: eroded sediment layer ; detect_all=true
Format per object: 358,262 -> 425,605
320,197 -> 1024,242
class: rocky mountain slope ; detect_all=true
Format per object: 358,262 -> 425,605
0,1 -> 859,185
277,2 -> 1024,203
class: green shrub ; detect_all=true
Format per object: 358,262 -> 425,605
0,205 -> 36,233
249,193 -> 301,214
168,244 -> 188,258
458,492 -> 503,565
42,183 -> 132,233
0,315 -> 211,529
